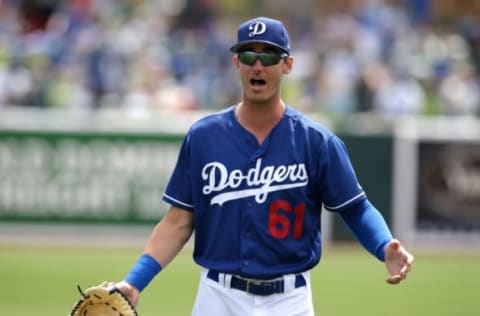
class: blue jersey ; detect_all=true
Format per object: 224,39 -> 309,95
163,105 -> 366,278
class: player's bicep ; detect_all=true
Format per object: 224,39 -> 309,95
319,136 -> 365,210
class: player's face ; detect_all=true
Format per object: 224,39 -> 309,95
233,43 -> 293,106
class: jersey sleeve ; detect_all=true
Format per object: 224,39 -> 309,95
162,133 -> 195,211
338,198 -> 393,261
320,135 -> 366,210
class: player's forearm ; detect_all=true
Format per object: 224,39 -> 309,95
124,206 -> 194,291
338,198 -> 393,261
143,206 -> 194,267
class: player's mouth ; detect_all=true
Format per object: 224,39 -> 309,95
250,78 -> 266,89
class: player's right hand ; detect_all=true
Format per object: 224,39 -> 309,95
115,280 -> 141,307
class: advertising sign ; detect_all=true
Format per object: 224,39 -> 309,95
393,118 -> 480,246
0,131 -> 182,223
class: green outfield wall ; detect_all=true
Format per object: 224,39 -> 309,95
333,134 -> 393,241
0,130 -> 183,223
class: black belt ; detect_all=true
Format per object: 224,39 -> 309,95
207,270 -> 306,296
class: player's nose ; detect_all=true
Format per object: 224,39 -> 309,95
252,57 -> 264,69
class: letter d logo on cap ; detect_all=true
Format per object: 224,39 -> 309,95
249,22 -> 266,37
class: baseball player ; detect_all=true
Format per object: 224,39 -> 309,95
116,16 -> 414,315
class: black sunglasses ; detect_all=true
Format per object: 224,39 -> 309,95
238,51 -> 288,67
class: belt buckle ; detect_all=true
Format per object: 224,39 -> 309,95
245,279 -> 256,294
246,279 -> 277,295
245,279 -> 263,294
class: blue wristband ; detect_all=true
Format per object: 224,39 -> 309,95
125,254 -> 162,292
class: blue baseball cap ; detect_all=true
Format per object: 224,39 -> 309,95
230,17 -> 290,55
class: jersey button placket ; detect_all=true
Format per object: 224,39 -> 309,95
241,152 -> 260,275
240,197 -> 255,274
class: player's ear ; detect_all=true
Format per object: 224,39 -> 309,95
283,56 -> 293,74
233,55 -> 240,69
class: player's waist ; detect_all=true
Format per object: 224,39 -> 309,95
206,269 -> 308,296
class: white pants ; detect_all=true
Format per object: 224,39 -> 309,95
192,269 -> 315,316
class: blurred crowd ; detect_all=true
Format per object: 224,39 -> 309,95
0,0 -> 480,117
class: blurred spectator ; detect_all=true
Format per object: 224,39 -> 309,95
355,61 -> 385,112
19,0 -> 59,34
373,66 -> 426,117
457,16 -> 480,75
3,58 -> 37,106
437,61 -> 480,115
403,0 -> 431,26
318,49 -> 359,114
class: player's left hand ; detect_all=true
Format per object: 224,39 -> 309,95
384,239 -> 414,284
115,280 -> 140,307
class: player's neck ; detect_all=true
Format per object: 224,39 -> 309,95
235,100 -> 286,144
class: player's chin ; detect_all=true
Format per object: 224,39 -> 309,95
245,91 -> 272,104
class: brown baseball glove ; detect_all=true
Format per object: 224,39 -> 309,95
69,281 -> 138,316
